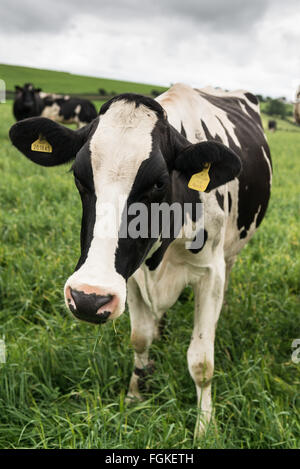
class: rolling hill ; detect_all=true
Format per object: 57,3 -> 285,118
0,63 -> 167,97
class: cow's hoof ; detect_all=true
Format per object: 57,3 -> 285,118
125,392 -> 143,406
193,411 -> 215,443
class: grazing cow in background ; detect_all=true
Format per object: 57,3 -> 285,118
268,120 -> 277,132
9,83 -> 272,437
13,83 -> 97,128
294,85 -> 300,125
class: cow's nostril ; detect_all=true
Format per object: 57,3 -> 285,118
97,310 -> 111,323
68,288 -> 113,324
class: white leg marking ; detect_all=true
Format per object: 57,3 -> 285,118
189,259 -> 226,437
126,277 -> 164,402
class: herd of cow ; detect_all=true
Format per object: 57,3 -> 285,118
7,80 -> 295,437
13,83 -> 97,127
14,82 -> 300,134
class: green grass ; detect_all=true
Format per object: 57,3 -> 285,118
0,99 -> 299,449
0,63 -> 167,95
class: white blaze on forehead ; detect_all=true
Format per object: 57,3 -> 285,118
89,99 -> 158,259
66,100 -> 158,318
90,100 -> 158,192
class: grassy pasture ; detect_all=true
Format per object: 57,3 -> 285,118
0,92 -> 299,448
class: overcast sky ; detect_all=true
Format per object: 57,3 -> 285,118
0,0 -> 299,99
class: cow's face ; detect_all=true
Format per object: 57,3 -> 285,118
67,97 -> 171,324
9,94 -> 241,325
15,83 -> 41,118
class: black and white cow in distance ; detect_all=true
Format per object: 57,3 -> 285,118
9,83 -> 272,436
13,83 -> 97,128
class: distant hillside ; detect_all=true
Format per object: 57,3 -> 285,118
0,63 -> 167,98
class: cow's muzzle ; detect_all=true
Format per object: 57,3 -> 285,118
65,286 -> 119,324
23,101 -> 33,110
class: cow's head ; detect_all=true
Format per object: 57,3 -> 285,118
9,94 -> 241,325
14,83 -> 42,119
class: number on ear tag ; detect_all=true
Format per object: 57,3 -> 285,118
31,134 -> 52,153
188,163 -> 211,191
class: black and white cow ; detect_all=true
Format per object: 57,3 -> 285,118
9,83 -> 272,436
13,83 -> 97,128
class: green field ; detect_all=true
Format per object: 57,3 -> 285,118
0,92 -> 299,448
0,63 -> 167,96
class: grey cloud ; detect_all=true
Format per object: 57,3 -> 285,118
0,0 -> 298,99
1,0 -> 72,33
159,0 -> 270,32
0,0 -> 286,35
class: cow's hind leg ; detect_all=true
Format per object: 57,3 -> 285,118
126,278 -> 163,402
189,260 -> 226,438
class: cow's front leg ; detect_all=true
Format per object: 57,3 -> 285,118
126,278 -> 162,402
189,261 -> 226,438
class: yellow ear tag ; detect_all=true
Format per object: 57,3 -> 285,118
188,163 -> 211,191
31,134 -> 52,153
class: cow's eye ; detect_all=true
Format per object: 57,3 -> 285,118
153,180 -> 166,191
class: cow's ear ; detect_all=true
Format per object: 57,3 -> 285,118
15,85 -> 22,93
9,117 -> 93,167
174,140 -> 241,192
34,88 -> 42,93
